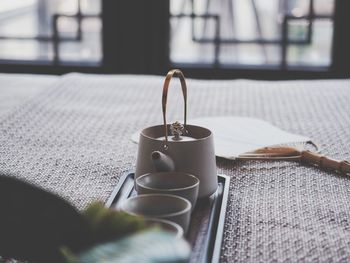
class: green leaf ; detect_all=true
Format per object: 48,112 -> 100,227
76,229 -> 191,263
82,202 -> 148,247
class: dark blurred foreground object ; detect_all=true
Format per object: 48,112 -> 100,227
0,175 -> 191,262
69,230 -> 191,263
0,175 -> 91,262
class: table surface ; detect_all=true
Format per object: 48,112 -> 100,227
0,73 -> 58,118
0,73 -> 349,262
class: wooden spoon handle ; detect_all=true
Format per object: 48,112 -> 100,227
301,150 -> 350,174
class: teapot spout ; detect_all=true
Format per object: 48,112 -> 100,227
151,151 -> 175,172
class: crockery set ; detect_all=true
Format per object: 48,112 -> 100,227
119,69 -> 219,236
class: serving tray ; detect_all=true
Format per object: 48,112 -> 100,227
105,172 -> 230,263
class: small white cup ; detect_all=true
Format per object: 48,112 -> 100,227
135,172 -> 199,209
144,218 -> 184,239
120,194 -> 191,233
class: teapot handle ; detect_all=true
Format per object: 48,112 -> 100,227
162,69 -> 187,149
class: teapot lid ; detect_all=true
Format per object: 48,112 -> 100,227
156,121 -> 196,142
141,123 -> 212,142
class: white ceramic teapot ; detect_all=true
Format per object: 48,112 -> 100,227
135,69 -> 218,198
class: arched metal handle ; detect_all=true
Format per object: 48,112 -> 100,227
162,69 -> 187,149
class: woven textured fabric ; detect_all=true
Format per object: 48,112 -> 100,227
0,73 -> 349,262
0,73 -> 57,119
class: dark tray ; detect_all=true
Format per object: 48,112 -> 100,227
105,172 -> 230,263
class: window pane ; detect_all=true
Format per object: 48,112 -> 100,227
170,17 -> 216,64
59,18 -> 102,63
0,0 -> 38,37
0,0 -> 102,64
287,19 -> 333,67
170,0 -> 335,69
219,44 -> 281,66
0,40 -> 53,60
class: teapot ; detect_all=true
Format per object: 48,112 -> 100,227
135,69 -> 218,198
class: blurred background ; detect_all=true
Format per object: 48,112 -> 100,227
0,0 -> 348,79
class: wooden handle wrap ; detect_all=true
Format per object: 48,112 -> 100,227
301,150 -> 350,174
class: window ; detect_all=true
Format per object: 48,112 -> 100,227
0,0 -> 102,65
170,0 -> 335,70
0,0 -> 349,79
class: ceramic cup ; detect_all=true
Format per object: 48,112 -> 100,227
120,194 -> 191,233
135,172 -> 199,209
144,218 -> 184,239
